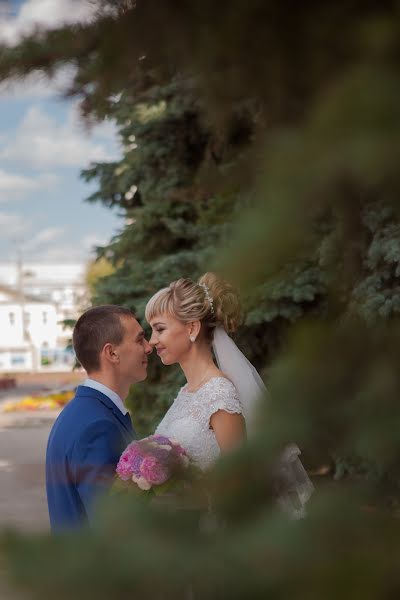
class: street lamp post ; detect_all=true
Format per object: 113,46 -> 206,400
16,248 -> 39,372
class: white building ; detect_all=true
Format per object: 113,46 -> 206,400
0,263 -> 87,372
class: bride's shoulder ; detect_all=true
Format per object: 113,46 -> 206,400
203,375 -> 242,415
207,373 -> 237,395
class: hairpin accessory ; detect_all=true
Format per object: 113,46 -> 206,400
199,283 -> 214,314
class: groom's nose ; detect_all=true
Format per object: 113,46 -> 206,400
144,339 -> 153,354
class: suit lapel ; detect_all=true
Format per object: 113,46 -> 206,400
75,385 -> 135,437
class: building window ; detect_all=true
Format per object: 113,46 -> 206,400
43,311 -> 47,324
9,312 -> 15,325
24,312 -> 31,325
11,354 -> 26,366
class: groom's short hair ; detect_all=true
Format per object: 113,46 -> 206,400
73,305 -> 135,373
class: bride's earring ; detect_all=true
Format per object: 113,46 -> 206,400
189,335 -> 196,343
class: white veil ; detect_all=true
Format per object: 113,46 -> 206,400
212,326 -> 314,518
212,326 -> 266,433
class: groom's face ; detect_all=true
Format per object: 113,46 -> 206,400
115,316 -> 152,382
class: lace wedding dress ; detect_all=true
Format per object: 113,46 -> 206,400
155,376 -> 241,471
155,374 -> 313,518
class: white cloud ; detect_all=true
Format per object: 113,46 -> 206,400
14,230 -> 114,263
38,247 -> 72,261
0,0 -> 95,46
31,243 -> 90,263
0,104 -> 120,168
0,168 -> 59,202
0,1 -> 92,99
82,232 -> 110,251
24,226 -> 66,251
0,218 -> 67,257
0,225 -> 120,262
0,67 -> 76,100
0,212 -> 29,237
0,170 -> 39,195
0,224 -> 98,263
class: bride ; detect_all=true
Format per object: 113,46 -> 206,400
146,272 -> 313,515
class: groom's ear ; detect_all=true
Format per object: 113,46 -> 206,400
102,343 -> 119,363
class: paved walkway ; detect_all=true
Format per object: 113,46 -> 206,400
0,374 -> 84,533
0,412 -> 59,532
0,376 -> 84,598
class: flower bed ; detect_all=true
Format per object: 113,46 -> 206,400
1,390 -> 74,413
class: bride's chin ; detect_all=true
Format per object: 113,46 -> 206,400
160,355 -> 176,366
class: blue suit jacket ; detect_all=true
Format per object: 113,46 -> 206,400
46,385 -> 135,532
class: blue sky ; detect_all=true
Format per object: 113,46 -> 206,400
0,0 -> 123,264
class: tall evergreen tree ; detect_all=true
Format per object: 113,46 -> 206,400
79,77 -> 259,430
1,1 -> 400,597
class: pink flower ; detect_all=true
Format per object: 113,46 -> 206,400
140,455 -> 169,485
115,435 -> 189,492
116,442 -> 146,480
116,453 -> 133,481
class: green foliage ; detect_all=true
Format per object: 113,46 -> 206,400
79,77 -> 260,429
1,0 -> 400,596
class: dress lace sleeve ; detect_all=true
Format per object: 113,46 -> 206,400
204,377 -> 243,427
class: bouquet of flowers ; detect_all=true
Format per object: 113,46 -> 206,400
114,434 -> 190,496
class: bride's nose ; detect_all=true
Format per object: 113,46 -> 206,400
149,331 -> 158,346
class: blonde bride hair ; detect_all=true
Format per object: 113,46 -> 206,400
145,272 -> 242,342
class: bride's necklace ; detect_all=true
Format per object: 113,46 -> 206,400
186,367 -> 213,393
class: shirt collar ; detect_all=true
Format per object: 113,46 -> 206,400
83,378 -> 128,415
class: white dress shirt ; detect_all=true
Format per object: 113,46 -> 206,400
83,378 -> 128,415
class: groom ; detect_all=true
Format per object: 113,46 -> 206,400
46,305 -> 152,532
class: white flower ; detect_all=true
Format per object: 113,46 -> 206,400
131,473 -> 152,490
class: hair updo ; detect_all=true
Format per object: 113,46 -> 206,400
145,272 -> 242,342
